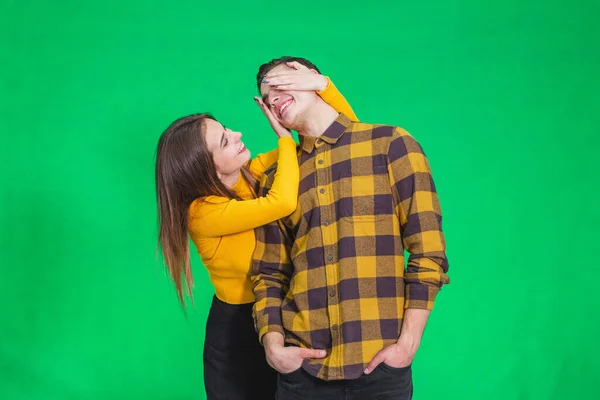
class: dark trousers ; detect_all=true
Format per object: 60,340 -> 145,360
276,364 -> 413,400
203,296 -> 277,400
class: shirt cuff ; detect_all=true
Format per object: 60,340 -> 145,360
258,324 -> 286,344
404,284 -> 440,311
255,304 -> 285,343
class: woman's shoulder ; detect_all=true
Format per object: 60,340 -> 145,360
188,196 -> 230,216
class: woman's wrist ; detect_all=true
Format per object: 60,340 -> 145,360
316,75 -> 330,93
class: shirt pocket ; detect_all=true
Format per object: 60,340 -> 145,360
334,155 -> 393,220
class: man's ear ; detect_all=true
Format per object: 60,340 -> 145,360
310,69 -> 319,74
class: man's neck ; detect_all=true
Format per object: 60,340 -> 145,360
296,102 -> 339,138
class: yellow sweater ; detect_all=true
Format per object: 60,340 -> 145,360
188,78 -> 357,304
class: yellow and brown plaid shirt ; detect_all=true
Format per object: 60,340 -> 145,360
251,114 -> 449,381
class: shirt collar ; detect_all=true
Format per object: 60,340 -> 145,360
299,113 -> 353,153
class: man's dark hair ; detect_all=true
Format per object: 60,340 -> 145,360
256,56 -> 321,92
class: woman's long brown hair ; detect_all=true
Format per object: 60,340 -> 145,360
155,113 -> 257,308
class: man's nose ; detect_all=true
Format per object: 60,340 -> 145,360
269,91 -> 282,107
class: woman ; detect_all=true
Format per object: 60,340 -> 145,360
155,62 -> 357,399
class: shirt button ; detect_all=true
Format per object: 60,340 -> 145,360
318,159 -> 324,165
324,221 -> 329,227
327,255 -> 333,262
332,324 -> 338,331
329,290 -> 335,297
319,188 -> 325,194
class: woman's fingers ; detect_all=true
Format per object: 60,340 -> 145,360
286,61 -> 309,71
262,76 -> 294,86
254,96 -> 269,115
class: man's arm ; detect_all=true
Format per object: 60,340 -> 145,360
388,128 -> 449,309
251,218 -> 293,342
252,217 -> 327,372
365,128 -> 449,373
251,179 -> 327,373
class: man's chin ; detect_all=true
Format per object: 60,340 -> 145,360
279,116 -> 296,131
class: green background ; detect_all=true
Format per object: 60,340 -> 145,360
1,1 -> 598,399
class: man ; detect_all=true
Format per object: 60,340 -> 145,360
251,56 -> 450,399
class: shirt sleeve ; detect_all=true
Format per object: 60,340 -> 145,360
188,136 -> 298,238
317,77 -> 358,122
251,216 -> 293,342
387,128 -> 450,310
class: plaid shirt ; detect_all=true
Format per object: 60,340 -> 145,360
251,114 -> 449,381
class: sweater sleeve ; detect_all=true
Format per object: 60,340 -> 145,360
188,136 -> 299,238
317,77 -> 358,121
247,147 -> 280,179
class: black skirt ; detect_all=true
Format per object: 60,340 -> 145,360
203,295 -> 277,399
